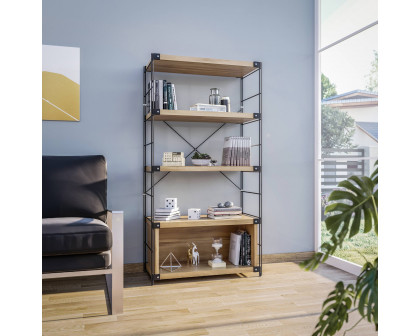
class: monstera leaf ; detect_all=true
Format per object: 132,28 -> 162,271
355,258 -> 378,328
301,162 -> 378,335
313,282 -> 355,336
325,174 -> 378,242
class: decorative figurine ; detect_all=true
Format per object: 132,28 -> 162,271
187,243 -> 193,265
160,252 -> 182,272
188,208 -> 201,220
165,198 -> 178,209
191,242 -> 199,266
216,201 -> 234,208
208,238 -> 226,268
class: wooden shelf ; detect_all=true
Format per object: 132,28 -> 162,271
147,214 -> 257,229
159,263 -> 254,280
146,109 -> 256,124
146,54 -> 258,78
145,166 -> 257,172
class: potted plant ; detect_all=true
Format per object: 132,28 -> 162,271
191,152 -> 215,166
301,161 -> 378,336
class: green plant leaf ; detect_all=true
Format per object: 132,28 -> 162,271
312,282 -> 355,336
355,258 -> 378,326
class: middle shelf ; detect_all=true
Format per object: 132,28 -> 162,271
145,166 -> 258,172
145,109 -> 258,124
146,214 -> 258,228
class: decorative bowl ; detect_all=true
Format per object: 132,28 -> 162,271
191,159 -> 211,166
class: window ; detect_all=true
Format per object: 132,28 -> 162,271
316,0 -> 378,269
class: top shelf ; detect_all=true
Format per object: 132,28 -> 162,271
146,54 -> 260,78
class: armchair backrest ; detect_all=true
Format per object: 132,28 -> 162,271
42,155 -> 107,222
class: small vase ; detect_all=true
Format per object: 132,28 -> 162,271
209,88 -> 221,105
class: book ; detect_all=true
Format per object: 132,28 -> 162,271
208,206 -> 242,212
171,83 -> 177,110
207,211 -> 242,216
221,136 -> 251,166
153,216 -> 181,221
246,233 -> 251,266
190,104 -> 226,112
229,232 -> 242,266
154,207 -> 179,213
158,80 -> 163,110
155,211 -> 180,216
208,214 -> 242,220
167,82 -> 173,110
163,80 -> 168,109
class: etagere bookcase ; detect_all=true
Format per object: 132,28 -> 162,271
143,54 -> 262,285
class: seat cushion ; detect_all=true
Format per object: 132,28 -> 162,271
42,155 -> 107,222
43,251 -> 111,273
42,217 -> 112,256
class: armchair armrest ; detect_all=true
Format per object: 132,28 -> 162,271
106,210 -> 124,314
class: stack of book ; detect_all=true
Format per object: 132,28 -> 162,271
154,207 -> 180,221
148,80 -> 177,110
190,103 -> 226,112
207,206 -> 242,220
229,230 -> 251,266
221,136 -> 251,166
162,152 -> 185,166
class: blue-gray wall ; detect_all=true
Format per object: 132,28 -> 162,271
43,0 -> 315,264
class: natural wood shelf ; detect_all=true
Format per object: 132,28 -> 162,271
146,54 -> 258,78
146,109 -> 256,124
147,214 -> 257,228
159,262 -> 254,280
145,166 -> 257,172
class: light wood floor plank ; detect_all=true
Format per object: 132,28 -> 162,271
43,263 -> 377,336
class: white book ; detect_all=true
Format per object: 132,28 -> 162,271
171,84 -> 177,110
155,207 -> 180,213
158,80 -> 163,110
222,137 -> 232,166
154,216 -> 181,221
229,232 -> 242,266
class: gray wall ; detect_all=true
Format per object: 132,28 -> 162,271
43,0 -> 315,264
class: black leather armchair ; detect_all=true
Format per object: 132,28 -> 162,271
42,155 -> 123,315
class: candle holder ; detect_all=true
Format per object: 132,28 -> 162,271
208,238 -> 226,268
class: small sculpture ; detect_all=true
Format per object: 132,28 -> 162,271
188,208 -> 201,220
187,243 -> 193,265
165,198 -> 178,209
191,242 -> 199,266
160,252 -> 182,272
217,201 -> 234,208
208,238 -> 226,268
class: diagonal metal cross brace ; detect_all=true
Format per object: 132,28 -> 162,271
163,122 -> 226,158
146,172 -> 171,193
219,172 -> 241,190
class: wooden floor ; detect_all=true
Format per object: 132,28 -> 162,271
42,263 -> 377,336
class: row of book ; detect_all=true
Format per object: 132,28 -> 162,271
222,136 -> 251,166
148,80 -> 178,110
154,207 -> 180,221
207,206 -> 242,220
229,230 -> 251,266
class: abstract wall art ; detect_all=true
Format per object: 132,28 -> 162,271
42,45 -> 80,121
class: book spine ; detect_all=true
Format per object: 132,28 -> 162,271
163,80 -> 168,109
171,84 -> 177,110
167,82 -> 173,110
246,233 -> 251,265
243,232 -> 247,266
159,80 -> 163,110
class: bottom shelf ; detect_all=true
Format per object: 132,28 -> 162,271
158,262 -> 254,280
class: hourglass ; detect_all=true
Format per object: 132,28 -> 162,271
208,238 -> 226,268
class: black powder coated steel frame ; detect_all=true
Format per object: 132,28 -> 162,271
143,53 -> 262,285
